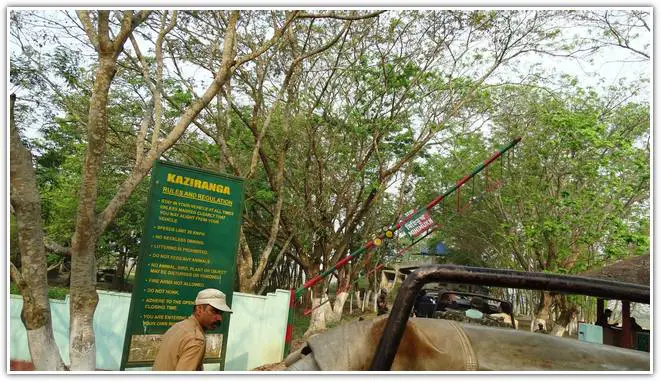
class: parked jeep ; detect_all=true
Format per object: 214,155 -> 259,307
286,265 -> 649,371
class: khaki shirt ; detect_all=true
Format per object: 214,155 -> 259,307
153,316 -> 205,371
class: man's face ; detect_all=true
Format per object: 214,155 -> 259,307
197,305 -> 223,331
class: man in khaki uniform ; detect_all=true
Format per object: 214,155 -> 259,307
153,288 -> 233,371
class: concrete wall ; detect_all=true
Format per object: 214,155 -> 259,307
578,323 -> 603,344
224,290 -> 290,371
9,289 -> 290,371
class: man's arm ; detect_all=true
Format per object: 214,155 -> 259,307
176,338 -> 206,371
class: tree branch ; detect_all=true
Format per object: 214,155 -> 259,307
44,237 -> 71,256
75,11 -> 99,50
297,10 -> 387,20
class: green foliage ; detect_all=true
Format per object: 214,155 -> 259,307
9,10 -> 650,304
254,188 -> 276,203
9,215 -> 20,267
10,283 -> 69,300
168,88 -> 194,115
17,42 -> 154,274
47,286 -> 69,300
416,81 -> 649,275
10,283 -> 20,295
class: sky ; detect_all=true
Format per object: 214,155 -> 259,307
7,8 -> 651,139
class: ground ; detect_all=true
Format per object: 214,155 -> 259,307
10,360 -> 35,371
250,337 -> 309,371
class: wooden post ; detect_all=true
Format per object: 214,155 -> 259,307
596,298 -> 605,324
621,300 -> 633,349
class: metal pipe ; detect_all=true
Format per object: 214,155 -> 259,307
294,137 -> 521,299
420,136 -> 521,214
369,264 -> 650,370
304,298 -> 331,316
349,226 -> 438,294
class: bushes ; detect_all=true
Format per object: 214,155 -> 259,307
10,282 -> 68,300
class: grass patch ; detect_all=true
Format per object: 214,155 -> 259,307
291,308 -> 310,342
290,297 -> 378,342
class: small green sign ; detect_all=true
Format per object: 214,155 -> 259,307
120,161 -> 244,370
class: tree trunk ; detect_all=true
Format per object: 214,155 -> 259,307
304,288 -> 329,337
549,295 -> 578,337
366,272 -> 377,313
531,291 -> 554,332
363,290 -> 374,313
567,313 -> 578,336
328,291 -> 347,324
257,235 -> 294,295
353,290 -> 362,311
327,269 -> 351,324
304,256 -> 336,334
236,229 -> 256,292
69,53 -> 117,371
9,93 -> 66,371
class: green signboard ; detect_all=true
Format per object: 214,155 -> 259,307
120,161 -> 244,370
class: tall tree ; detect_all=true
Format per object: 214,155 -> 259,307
10,93 -> 66,370
9,9 -> 296,369
568,9 -> 650,60
182,11 -> 387,294
415,82 -> 649,333
290,10 -> 576,332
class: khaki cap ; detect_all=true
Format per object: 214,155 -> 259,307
195,288 -> 232,313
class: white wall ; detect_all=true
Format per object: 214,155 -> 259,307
9,289 -> 290,371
